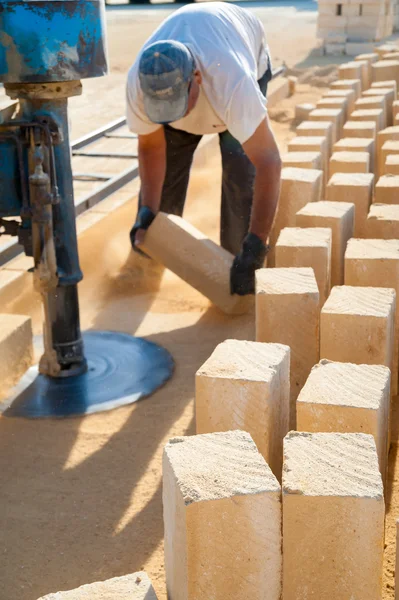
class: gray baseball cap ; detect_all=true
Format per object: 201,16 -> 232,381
139,40 -> 195,125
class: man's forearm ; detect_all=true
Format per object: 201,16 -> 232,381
249,156 -> 281,242
138,136 -> 166,213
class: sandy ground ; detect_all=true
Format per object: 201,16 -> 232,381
1,2 -> 399,599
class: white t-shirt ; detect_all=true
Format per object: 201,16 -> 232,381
126,2 -> 270,145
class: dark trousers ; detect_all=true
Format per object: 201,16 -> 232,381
139,66 -> 272,256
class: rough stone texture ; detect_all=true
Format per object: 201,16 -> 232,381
295,120 -> 334,155
141,212 -> 250,315
339,62 -> 365,88
282,431 -> 385,600
317,96 -> 349,119
375,174 -> 399,204
372,59 -> 399,85
333,137 -> 375,172
268,167 -> 323,266
36,573 -> 158,599
343,120 -> 377,140
296,360 -> 390,478
377,126 -> 399,175
275,227 -> 332,305
331,78 -> 362,98
355,95 -> 387,128
326,172 -> 374,237
363,87 -> 395,126
385,153 -> 399,174
296,201 -> 354,286
281,151 -> 323,171
367,203 -> 399,238
350,108 -> 385,132
287,136 -> 328,174
256,267 -> 320,427
309,108 -> 345,142
196,340 -> 290,479
381,140 -> 399,173
163,430 -> 282,600
0,313 -> 33,388
329,151 -> 370,177
345,238 -> 399,395
323,88 -> 356,114
320,285 -> 396,383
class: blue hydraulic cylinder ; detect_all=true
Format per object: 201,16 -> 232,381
0,0 -> 108,83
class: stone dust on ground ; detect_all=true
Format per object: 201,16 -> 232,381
1,3 -> 398,599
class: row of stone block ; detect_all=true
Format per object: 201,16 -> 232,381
160,428 -> 384,600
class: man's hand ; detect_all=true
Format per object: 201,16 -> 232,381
230,233 -> 269,295
130,206 -> 156,253
130,129 -> 166,252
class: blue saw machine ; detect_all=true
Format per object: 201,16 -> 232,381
0,0 -> 173,417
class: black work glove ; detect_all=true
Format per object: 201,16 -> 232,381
230,233 -> 270,296
129,206 -> 156,255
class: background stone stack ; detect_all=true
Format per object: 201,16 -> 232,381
317,0 -> 395,56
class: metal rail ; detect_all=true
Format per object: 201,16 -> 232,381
0,65 -> 285,267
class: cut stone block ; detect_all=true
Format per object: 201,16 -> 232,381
320,285 -> 396,379
371,79 -> 398,97
393,99 -> 399,120
36,573 -> 158,600
375,174 -> 399,204
329,151 -> 370,177
345,238 -> 399,394
381,140 -> 399,174
163,430 -> 282,600
385,153 -> 399,174
326,172 -> 374,236
295,120 -> 334,155
287,136 -> 328,173
275,227 -> 332,305
367,203 -> 399,238
0,313 -> 33,389
288,75 -> 298,96
295,103 -> 316,122
296,200 -> 355,286
339,61 -> 366,88
141,213 -> 250,315
343,120 -> 377,140
282,431 -> 385,600
308,108 -> 345,142
377,126 -> 399,174
354,95 -> 387,127
363,87 -> 395,125
333,137 -> 375,172
372,60 -> 399,85
281,151 -> 323,171
316,96 -> 349,119
355,52 -> 380,81
350,108 -> 385,131
256,267 -> 320,427
297,360 -> 390,477
196,340 -> 290,479
323,88 -> 356,114
375,44 -> 399,59
331,78 -> 362,99
269,167 -> 323,265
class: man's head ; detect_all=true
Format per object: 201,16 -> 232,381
139,40 -> 201,124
